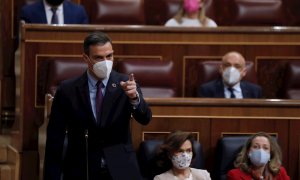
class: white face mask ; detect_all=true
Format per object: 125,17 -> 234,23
248,149 -> 270,167
171,152 -> 192,169
92,60 -> 113,79
222,66 -> 241,86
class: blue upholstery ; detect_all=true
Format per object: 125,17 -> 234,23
213,136 -> 250,180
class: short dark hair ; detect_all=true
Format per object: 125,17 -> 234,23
156,131 -> 196,171
83,31 -> 112,55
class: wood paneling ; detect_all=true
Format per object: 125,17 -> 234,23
137,98 -> 300,179
16,24 -> 300,180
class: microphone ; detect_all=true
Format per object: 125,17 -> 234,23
85,129 -> 89,180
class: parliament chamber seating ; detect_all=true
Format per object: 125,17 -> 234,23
213,136 -> 250,180
281,61 -> 300,99
117,59 -> 178,97
46,59 -> 87,95
82,0 -> 294,26
137,139 -> 204,180
45,59 -> 178,97
89,0 -> 145,25
220,0 -> 287,26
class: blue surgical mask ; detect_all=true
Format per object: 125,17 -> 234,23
248,149 -> 270,167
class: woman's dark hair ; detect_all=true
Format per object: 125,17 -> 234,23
156,131 -> 196,171
83,31 -> 112,55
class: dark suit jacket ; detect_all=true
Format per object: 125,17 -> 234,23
198,79 -> 262,98
20,0 -> 88,24
227,167 -> 290,180
44,71 -> 152,180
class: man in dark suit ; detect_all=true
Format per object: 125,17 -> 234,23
44,31 -> 152,180
198,51 -> 262,98
20,0 -> 88,24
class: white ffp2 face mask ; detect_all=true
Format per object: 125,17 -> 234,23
92,60 -> 113,79
171,152 -> 193,169
222,66 -> 241,86
248,149 -> 270,167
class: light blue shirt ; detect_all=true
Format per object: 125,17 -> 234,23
86,71 -> 109,119
224,82 -> 243,99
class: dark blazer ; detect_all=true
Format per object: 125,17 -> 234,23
227,167 -> 290,180
20,0 -> 89,24
44,71 -> 152,180
198,79 -> 262,98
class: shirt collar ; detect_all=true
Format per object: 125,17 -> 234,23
224,82 -> 241,92
87,70 -> 109,88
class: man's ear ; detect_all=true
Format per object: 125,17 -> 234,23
241,68 -> 247,78
82,53 -> 89,63
219,65 -> 223,75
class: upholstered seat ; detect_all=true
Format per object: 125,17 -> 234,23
281,61 -> 300,99
224,0 -> 286,26
138,139 -> 204,180
117,59 -> 178,97
213,136 -> 250,180
90,0 -> 145,25
47,59 -> 87,95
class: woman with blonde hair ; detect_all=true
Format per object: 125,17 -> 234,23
227,132 -> 290,180
165,0 -> 217,27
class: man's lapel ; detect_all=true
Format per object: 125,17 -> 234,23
76,72 -> 96,125
39,1 -> 48,23
216,79 -> 226,98
100,71 -> 123,126
100,71 -> 123,127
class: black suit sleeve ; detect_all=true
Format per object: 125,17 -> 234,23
131,86 -> 152,125
44,87 -> 68,180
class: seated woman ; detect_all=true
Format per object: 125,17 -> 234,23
165,0 -> 217,27
227,132 -> 290,180
154,131 -> 211,180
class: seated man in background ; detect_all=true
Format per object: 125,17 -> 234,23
165,0 -> 217,27
198,51 -> 262,98
20,0 -> 89,24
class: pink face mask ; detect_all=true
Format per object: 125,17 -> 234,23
183,0 -> 201,14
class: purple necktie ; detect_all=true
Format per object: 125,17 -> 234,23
96,81 -> 103,123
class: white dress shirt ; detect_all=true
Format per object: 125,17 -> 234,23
43,0 -> 64,24
224,82 -> 243,99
